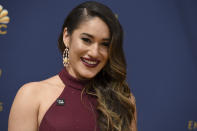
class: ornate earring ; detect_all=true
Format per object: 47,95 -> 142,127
63,46 -> 69,67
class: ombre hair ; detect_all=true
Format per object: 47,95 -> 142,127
58,1 -> 136,131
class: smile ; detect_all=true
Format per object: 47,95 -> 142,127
80,57 -> 100,68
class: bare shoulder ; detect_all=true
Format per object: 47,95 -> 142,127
12,81 -> 43,110
15,77 -> 55,101
17,75 -> 64,98
8,75 -> 63,131
17,82 -> 43,98
9,74 -> 61,115
8,82 -> 42,131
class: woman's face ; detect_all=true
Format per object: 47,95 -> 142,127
63,17 -> 110,80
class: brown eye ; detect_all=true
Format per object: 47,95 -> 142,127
101,42 -> 110,47
81,38 -> 91,43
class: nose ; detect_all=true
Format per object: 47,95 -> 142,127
88,43 -> 100,58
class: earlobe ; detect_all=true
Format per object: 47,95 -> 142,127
63,27 -> 70,47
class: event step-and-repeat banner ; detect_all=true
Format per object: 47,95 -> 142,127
0,0 -> 197,131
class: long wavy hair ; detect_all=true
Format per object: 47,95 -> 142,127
58,1 -> 136,131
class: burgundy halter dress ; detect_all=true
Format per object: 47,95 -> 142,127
39,67 -> 99,131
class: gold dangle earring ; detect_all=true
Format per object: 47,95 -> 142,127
63,45 -> 69,67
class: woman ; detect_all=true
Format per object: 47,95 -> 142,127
8,1 -> 137,131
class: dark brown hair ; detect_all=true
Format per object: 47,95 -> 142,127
58,1 -> 136,131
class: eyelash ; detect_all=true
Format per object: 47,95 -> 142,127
81,37 -> 109,47
101,42 -> 110,47
81,38 -> 91,43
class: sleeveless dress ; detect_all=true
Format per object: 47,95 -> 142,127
39,67 -> 99,131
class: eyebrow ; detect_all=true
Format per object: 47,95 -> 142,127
81,33 -> 110,41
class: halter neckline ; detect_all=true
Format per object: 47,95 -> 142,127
58,67 -> 90,91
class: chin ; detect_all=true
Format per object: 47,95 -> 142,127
82,73 -> 96,79
79,70 -> 98,79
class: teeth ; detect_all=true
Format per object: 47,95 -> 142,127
83,59 -> 97,65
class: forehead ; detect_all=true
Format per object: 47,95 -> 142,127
73,17 -> 110,39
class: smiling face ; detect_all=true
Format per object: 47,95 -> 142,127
63,17 -> 110,80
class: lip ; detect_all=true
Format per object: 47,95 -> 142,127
80,57 -> 100,68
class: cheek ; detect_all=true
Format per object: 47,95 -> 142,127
70,48 -> 82,61
102,51 -> 109,64
69,40 -> 84,58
